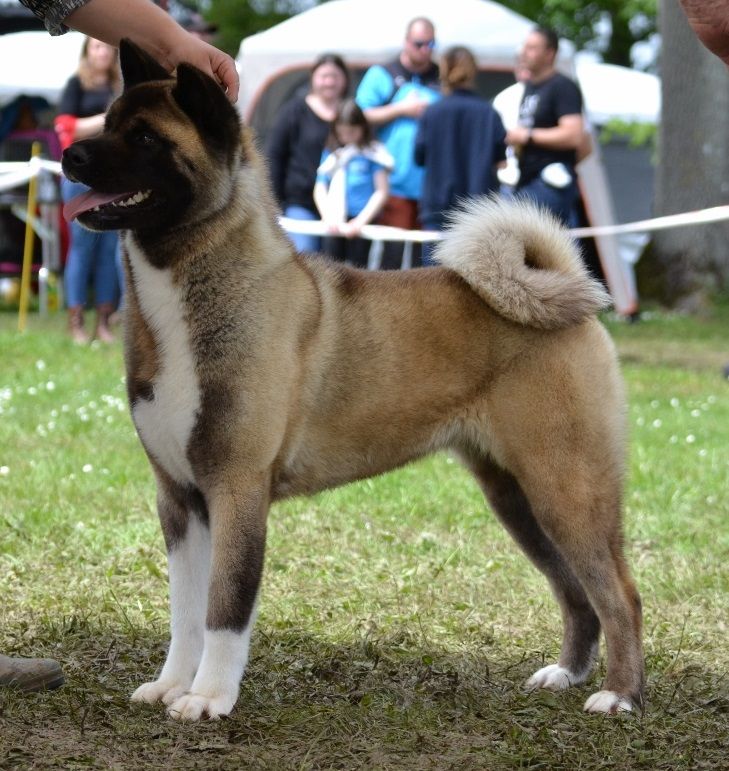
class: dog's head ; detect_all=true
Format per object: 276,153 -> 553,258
62,39 -> 242,234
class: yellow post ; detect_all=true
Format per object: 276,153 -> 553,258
18,141 -> 41,332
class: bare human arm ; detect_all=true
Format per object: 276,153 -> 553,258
679,0 -> 729,67
363,95 -> 430,127
506,114 -> 584,152
72,113 -> 105,140
341,168 -> 390,238
65,0 -> 239,101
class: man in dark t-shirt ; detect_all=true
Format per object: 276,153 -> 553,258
506,27 -> 585,225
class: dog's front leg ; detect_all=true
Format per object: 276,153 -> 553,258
132,475 -> 210,707
166,475 -> 268,721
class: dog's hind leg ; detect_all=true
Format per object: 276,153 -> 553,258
516,464 -> 644,714
166,472 -> 269,722
463,453 -> 601,692
131,471 -> 211,707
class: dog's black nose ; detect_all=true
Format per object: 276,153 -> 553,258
63,143 -> 92,168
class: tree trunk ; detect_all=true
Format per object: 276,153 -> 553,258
642,0 -> 729,309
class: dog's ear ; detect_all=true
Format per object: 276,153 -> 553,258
119,39 -> 170,91
172,63 -> 240,147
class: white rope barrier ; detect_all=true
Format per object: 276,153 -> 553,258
569,205 -> 729,238
0,158 -> 62,194
3,158 -> 729,242
282,205 -> 729,242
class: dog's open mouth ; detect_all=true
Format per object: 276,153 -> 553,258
63,189 -> 153,222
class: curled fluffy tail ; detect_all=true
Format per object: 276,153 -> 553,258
433,196 -> 611,329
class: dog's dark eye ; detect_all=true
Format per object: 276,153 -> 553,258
134,131 -> 158,147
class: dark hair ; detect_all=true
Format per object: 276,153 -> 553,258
534,26 -> 559,52
310,52 -> 350,97
440,46 -> 477,93
327,99 -> 372,150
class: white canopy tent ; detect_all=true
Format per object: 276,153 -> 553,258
0,30 -> 84,107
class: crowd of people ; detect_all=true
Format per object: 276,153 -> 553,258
266,17 -> 588,269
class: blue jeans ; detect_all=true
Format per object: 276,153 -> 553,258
61,177 -> 120,308
284,205 -> 321,253
421,222 -> 441,266
515,177 -> 579,227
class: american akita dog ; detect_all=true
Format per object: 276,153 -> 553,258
61,40 -> 644,721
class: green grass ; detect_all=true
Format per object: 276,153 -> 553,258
1,305 -> 728,770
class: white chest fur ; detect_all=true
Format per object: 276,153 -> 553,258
128,240 -> 201,486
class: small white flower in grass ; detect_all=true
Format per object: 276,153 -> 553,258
27,386 -> 38,396
652,419 -> 662,428
106,415 -> 114,424
47,421 -> 56,431
686,434 -> 696,444
36,425 -> 47,436
707,395 -> 717,404
51,409 -> 58,418
61,404 -> 70,412
650,400 -> 660,408
706,495 -> 717,505
80,414 -> 90,422
636,417 -> 645,426
75,521 -> 85,530
669,435 -> 678,444
0,466 -> 9,476
698,449 -> 708,457
89,401 -> 97,409
35,360 -> 46,371
46,381 -> 55,391
691,409 -> 701,418
670,398 -> 680,408
82,464 -> 93,473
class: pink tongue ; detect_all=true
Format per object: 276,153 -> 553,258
63,190 -> 135,222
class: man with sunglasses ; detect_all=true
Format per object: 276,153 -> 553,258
356,17 -> 441,267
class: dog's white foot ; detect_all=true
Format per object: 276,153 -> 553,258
167,691 -> 236,722
131,679 -> 189,706
584,690 -> 633,714
526,663 -> 584,692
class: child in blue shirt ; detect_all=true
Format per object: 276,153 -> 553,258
314,100 -> 393,267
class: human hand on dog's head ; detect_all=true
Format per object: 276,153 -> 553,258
63,0 -> 239,102
164,30 -> 240,103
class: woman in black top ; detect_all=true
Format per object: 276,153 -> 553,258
56,37 -> 121,343
265,53 -> 349,253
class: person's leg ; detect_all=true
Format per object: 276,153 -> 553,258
0,653 -> 64,691
321,235 -> 346,262
515,178 -> 578,227
92,232 -> 121,343
420,220 -> 443,267
283,205 -> 321,253
62,178 -> 96,344
343,235 -> 370,268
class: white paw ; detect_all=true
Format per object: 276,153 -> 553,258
131,679 -> 189,706
167,691 -> 236,722
584,690 -> 633,714
526,664 -> 580,692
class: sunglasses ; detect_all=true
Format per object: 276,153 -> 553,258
411,39 -> 436,50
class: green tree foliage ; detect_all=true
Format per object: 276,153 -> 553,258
500,0 -> 656,67
203,0 -> 304,57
